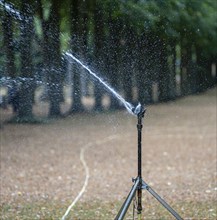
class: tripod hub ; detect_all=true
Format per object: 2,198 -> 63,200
132,103 -> 146,118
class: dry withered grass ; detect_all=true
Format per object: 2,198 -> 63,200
0,87 -> 216,219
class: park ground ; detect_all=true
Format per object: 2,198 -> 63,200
0,87 -> 216,219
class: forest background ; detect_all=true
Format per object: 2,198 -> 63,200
0,0 -> 216,121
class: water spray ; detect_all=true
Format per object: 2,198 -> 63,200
0,0 -> 24,20
65,52 -> 134,115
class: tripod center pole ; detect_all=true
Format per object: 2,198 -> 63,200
137,115 -> 143,178
137,115 -> 143,214
136,105 -> 146,215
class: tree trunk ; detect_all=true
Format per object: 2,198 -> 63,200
122,27 -> 134,104
196,46 -> 207,92
2,11 -> 16,77
107,17 -> 122,110
136,33 -> 153,104
37,0 -> 50,102
180,37 -> 192,96
16,79 -> 35,120
69,0 -> 84,113
48,0 -> 63,117
196,48 -> 215,91
15,0 -> 35,121
158,38 -> 170,102
168,40 -> 177,99
93,1 -> 104,111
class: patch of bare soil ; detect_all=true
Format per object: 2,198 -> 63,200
0,88 -> 216,217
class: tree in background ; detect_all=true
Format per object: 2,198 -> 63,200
2,10 -> 16,78
106,1 -> 123,109
69,0 -> 88,113
36,0 -> 64,117
92,0 -> 105,111
0,0 -> 216,122
47,0 -> 63,117
14,0 -> 35,121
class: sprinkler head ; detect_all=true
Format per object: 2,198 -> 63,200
132,103 -> 146,117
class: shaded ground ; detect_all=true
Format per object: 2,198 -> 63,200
0,88 -> 216,219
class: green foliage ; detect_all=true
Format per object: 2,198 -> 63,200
110,0 -> 217,58
1,0 -> 216,61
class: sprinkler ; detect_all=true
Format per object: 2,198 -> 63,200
114,103 -> 183,220
63,52 -> 182,219
132,102 -> 146,116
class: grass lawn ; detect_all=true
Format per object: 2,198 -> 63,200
0,87 -> 216,219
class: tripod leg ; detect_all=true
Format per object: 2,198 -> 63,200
137,187 -> 142,213
114,178 -> 140,220
137,186 -> 142,220
142,180 -> 183,220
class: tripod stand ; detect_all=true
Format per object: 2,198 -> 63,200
114,104 -> 183,220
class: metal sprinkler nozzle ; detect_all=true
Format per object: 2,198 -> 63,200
132,103 -> 146,117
